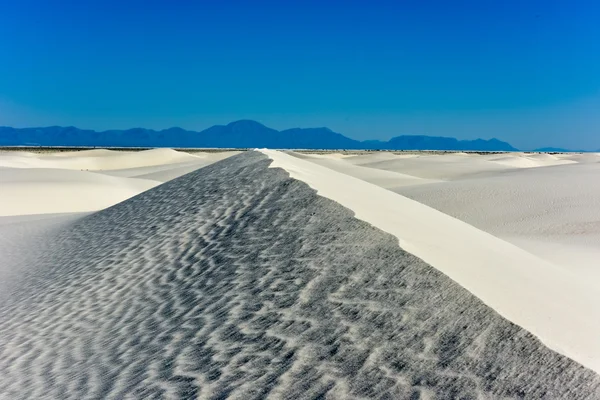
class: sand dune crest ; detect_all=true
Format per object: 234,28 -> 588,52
0,151 -> 598,398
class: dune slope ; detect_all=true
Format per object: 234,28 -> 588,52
395,162 -> 600,276
0,152 -> 598,399
290,152 -> 439,188
0,148 -> 201,170
0,168 -> 160,216
0,213 -> 87,299
0,149 -> 238,216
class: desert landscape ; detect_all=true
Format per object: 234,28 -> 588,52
0,148 -> 599,398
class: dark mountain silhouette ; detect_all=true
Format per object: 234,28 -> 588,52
370,136 -> 517,151
0,120 -> 519,151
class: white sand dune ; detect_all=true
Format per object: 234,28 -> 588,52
556,152 -> 600,163
133,162 -> 216,182
396,162 -> 600,277
344,152 -> 414,164
96,160 -> 206,179
0,151 -> 598,398
0,148 -> 201,170
0,168 -> 160,216
263,150 -> 600,375
335,152 -> 589,181
290,152 -> 439,189
0,212 -> 86,298
0,149 -> 236,216
97,151 -> 240,181
296,151 -> 600,280
487,153 -> 578,168
349,152 -> 516,180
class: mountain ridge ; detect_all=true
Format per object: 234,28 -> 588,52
0,119 -> 529,151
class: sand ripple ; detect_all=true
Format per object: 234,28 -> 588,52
0,152 -> 598,399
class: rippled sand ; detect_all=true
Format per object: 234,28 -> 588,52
0,152 -> 598,399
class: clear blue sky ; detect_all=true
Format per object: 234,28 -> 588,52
1,0 -> 599,149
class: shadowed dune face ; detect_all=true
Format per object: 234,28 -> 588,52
0,152 -> 598,399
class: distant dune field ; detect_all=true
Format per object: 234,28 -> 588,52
292,151 -> 600,279
1,149 -> 599,398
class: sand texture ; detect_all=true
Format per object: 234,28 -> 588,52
290,151 -> 600,283
0,149 -> 238,216
267,150 -> 600,374
0,152 -> 598,399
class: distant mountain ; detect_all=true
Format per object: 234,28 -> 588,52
0,120 -> 519,151
368,136 -> 517,151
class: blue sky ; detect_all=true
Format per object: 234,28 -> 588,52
0,0 -> 599,149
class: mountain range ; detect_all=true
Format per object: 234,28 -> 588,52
0,120 -> 593,152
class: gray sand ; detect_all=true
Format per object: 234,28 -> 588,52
0,151 -> 598,399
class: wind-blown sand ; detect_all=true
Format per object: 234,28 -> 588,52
0,213 -> 86,300
395,162 -> 600,277
0,168 -> 159,216
294,151 -> 600,269
0,151 -> 599,398
0,149 -> 238,215
0,148 -> 201,170
487,154 -> 577,168
291,151 -> 600,280
291,153 -> 439,189
0,148 -> 237,297
268,150 -> 600,375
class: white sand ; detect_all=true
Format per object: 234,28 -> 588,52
292,152 -> 600,279
96,151 -> 240,181
343,152 -> 514,180
262,149 -> 600,374
0,148 -> 199,170
0,148 -> 237,298
395,162 -> 600,277
2,147 -> 599,376
0,213 -> 86,298
3,151 -> 598,398
291,153 -> 439,189
487,153 -> 578,168
0,168 -> 160,216
338,151 -> 593,180
0,149 -> 237,216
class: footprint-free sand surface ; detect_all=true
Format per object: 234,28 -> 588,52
0,149 -> 599,398
293,151 -> 600,278
0,148 -> 237,296
0,149 -> 238,216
